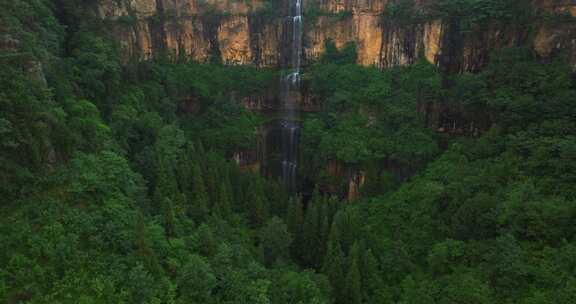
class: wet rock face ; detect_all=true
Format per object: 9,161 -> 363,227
98,0 -> 576,69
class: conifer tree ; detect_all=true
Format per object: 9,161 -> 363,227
227,162 -> 243,207
286,197 -> 304,235
153,163 -> 179,236
191,164 -> 209,223
326,195 -> 340,225
333,209 -> 361,253
286,197 -> 304,260
322,223 -> 346,304
135,214 -> 164,277
318,202 -> 330,265
175,144 -> 194,194
161,197 -> 177,237
154,160 -> 178,203
345,250 -> 362,304
247,178 -> 269,227
348,242 -> 361,270
204,165 -> 219,208
302,198 -> 320,267
197,224 -> 218,257
195,140 -> 206,162
361,248 -> 382,300
221,169 -> 235,208
213,179 -> 232,220
267,180 -> 288,217
259,217 -> 292,266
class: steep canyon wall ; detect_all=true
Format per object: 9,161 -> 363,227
93,0 -> 576,198
96,0 -> 576,70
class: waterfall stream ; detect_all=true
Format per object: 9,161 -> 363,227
280,0 -> 303,193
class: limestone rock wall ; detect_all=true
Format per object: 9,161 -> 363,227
96,0 -> 576,69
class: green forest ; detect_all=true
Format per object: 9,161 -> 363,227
1,0 -> 576,303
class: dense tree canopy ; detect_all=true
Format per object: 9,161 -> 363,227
1,0 -> 576,303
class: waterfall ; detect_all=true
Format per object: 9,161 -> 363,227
280,0 -> 303,193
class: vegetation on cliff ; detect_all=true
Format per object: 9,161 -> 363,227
1,0 -> 576,303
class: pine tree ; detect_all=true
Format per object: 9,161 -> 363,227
318,202 -> 330,265
322,223 -> 346,304
221,169 -> 235,208
361,248 -> 382,301
204,165 -> 219,208
213,178 -> 232,220
345,250 -> 362,304
348,242 -> 361,270
267,180 -> 289,217
135,214 -> 164,277
227,162 -> 243,207
259,217 -> 292,266
154,160 -> 178,203
333,209 -> 361,254
286,197 -> 304,260
197,224 -> 218,257
326,195 -> 341,225
195,140 -> 206,160
286,197 -> 303,235
175,144 -> 194,194
153,163 -> 179,236
191,164 -> 209,223
302,199 -> 320,267
161,197 -> 177,237
247,178 -> 269,227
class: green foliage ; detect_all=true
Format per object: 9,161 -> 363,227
259,217 -> 292,266
322,223 -> 346,303
344,243 -> 362,304
383,0 -> 426,25
177,255 -> 217,302
246,178 -> 270,227
383,0 -> 536,31
269,271 -> 329,304
0,2 -> 303,303
167,62 -> 275,100
68,99 -> 112,152
184,101 -> 262,153
0,65 -> 69,200
0,0 -> 64,59
190,164 -> 210,223
303,59 -> 439,177
303,5 -> 353,24
431,0 -> 535,31
252,0 -> 283,19
319,39 -> 358,65
2,1 -> 576,303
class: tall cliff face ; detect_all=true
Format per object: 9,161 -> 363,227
97,0 -> 576,69
97,0 -> 279,65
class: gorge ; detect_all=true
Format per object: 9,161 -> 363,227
93,0 -> 576,197
2,1 -> 576,303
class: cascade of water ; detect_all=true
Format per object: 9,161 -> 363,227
280,0 -> 303,193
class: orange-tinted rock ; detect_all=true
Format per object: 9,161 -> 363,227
98,0 -> 576,69
219,16 -> 253,65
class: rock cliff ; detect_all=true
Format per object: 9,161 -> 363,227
96,0 -> 576,70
